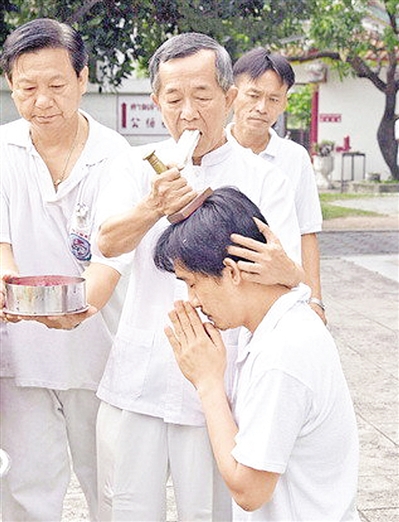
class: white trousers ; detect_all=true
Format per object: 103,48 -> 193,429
0,378 -> 100,521
97,402 -> 232,522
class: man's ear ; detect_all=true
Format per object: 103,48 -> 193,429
225,85 -> 238,111
223,257 -> 242,285
5,74 -> 13,91
151,92 -> 160,108
78,66 -> 89,95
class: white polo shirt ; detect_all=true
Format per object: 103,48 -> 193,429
97,138 -> 302,426
0,114 -> 131,389
226,123 -> 322,235
231,285 -> 360,521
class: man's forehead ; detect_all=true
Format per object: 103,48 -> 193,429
237,70 -> 286,91
158,50 -> 216,76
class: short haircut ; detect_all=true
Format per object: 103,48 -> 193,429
149,32 -> 233,95
1,18 -> 88,80
154,186 -> 268,277
233,48 -> 295,90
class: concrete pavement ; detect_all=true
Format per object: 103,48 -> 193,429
318,194 -> 398,521
61,195 -> 399,521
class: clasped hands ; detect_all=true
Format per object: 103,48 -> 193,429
166,300 -> 226,392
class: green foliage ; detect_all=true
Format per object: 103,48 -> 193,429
0,0 -> 316,86
286,84 -> 312,129
309,0 -> 367,55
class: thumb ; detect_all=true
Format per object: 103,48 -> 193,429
253,217 -> 279,245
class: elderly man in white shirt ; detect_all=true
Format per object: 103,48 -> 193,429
95,32 -> 306,522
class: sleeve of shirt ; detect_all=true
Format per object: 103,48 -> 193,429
0,146 -> 11,245
90,148 -> 146,274
294,150 -> 323,235
258,166 -> 302,265
232,368 -> 312,474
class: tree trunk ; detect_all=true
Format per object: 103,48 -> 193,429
377,86 -> 399,181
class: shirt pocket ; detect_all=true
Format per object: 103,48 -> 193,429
113,327 -> 155,399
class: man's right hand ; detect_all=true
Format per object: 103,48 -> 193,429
148,166 -> 198,218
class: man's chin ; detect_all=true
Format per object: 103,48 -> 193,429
247,118 -> 269,130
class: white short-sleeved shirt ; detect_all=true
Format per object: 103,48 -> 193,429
97,138 -> 302,426
226,123 -> 322,235
0,114 -> 132,389
231,285 -> 360,521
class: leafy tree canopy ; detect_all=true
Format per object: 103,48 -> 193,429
1,0 -> 315,86
1,0 -> 398,177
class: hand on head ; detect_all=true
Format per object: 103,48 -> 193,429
227,218 -> 301,288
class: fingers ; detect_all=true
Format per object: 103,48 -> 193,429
228,234 -> 264,254
1,313 -> 21,324
1,305 -> 98,330
253,217 -> 280,244
164,325 -> 181,354
168,301 -> 204,343
152,168 -> 198,217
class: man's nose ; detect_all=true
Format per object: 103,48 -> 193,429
180,99 -> 198,121
188,290 -> 200,308
34,90 -> 54,109
255,97 -> 268,113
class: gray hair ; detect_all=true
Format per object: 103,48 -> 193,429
149,32 -> 233,94
1,18 -> 88,80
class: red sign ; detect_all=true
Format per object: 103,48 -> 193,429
117,95 -> 168,136
319,113 -> 341,123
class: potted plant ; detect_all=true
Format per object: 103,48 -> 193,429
313,140 -> 335,189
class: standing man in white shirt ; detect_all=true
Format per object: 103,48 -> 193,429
226,48 -> 326,323
95,32 -> 305,521
0,18 -> 131,521
155,186 -> 360,521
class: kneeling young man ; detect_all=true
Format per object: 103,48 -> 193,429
154,187 -> 360,521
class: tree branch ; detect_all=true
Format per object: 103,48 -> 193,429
289,49 -> 387,93
67,0 -> 103,24
288,50 -> 341,62
346,54 -> 387,92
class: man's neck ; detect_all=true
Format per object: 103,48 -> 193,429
231,123 -> 270,155
244,284 -> 289,333
192,133 -> 227,165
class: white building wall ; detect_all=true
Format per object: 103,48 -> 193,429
293,63 -> 393,181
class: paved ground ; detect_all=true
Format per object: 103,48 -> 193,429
59,195 -> 399,521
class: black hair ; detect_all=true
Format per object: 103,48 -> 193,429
1,18 -> 88,79
233,48 -> 295,90
154,186 -> 268,277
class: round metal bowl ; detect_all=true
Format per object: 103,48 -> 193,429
4,275 -> 87,316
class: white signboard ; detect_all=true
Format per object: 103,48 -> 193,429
117,94 -> 168,136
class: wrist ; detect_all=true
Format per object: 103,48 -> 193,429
197,378 -> 225,401
285,261 -> 302,289
141,195 -> 164,221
